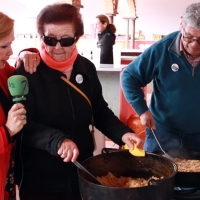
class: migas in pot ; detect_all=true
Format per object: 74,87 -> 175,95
78,149 -> 177,200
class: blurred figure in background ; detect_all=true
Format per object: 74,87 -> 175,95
96,14 -> 116,64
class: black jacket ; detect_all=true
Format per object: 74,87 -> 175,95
15,55 -> 132,193
97,29 -> 116,64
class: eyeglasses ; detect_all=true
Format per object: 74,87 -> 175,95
43,35 -> 76,47
182,28 -> 200,45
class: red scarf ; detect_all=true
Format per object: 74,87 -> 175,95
39,43 -> 78,72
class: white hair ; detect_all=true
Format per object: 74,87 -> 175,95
182,3 -> 200,29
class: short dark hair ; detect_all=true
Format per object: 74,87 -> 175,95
36,3 -> 84,41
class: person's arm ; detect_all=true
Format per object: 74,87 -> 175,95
120,49 -> 155,116
14,67 -> 70,157
15,48 -> 40,74
23,118 -> 70,156
120,47 -> 158,129
0,126 -> 10,154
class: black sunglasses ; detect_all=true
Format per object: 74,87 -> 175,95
43,35 -> 76,47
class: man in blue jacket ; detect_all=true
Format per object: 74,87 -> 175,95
121,2 -> 200,153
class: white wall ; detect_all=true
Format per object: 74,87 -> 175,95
80,0 -> 199,39
0,0 -> 198,37
135,0 -> 199,37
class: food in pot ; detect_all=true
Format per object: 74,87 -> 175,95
174,158 -> 200,172
96,172 -> 163,188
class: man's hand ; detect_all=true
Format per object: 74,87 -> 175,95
140,110 -> 156,129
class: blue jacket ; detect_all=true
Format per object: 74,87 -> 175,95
121,31 -> 200,134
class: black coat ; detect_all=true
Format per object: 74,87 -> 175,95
15,55 -> 132,193
97,29 -> 116,64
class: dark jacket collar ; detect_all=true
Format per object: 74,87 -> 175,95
98,28 -> 113,39
169,31 -> 182,57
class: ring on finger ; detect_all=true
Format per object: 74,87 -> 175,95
62,150 -> 67,155
22,114 -> 26,120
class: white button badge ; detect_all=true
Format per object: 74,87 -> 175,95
76,74 -> 83,84
171,64 -> 179,72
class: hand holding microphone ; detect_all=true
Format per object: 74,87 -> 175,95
5,75 -> 29,136
5,103 -> 27,136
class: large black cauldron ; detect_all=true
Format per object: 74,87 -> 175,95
166,149 -> 200,188
78,149 -> 177,200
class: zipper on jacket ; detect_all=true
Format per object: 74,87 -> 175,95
192,67 -> 195,77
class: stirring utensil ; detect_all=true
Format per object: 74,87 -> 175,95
73,160 -> 102,185
151,128 -> 174,161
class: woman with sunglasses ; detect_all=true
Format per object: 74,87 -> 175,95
14,3 -> 144,200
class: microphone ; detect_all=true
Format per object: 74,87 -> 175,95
7,75 -> 29,102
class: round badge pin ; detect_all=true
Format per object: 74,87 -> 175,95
171,64 -> 179,72
76,74 -> 83,84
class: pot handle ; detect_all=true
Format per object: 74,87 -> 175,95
101,147 -> 128,154
147,178 -> 165,200
148,178 -> 164,186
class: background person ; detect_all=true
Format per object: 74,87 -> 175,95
96,14 -> 116,64
15,3 -> 144,200
121,2 -> 200,153
0,11 -> 39,200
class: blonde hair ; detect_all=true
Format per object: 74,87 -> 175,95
0,12 -> 14,39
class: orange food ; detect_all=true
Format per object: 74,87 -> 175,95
96,172 -> 163,188
174,158 -> 200,172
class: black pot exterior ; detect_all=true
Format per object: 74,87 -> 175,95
174,172 -> 200,188
78,151 -> 177,200
167,149 -> 200,187
79,178 -> 174,200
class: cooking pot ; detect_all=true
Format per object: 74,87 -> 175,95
165,149 -> 200,188
78,148 -> 177,200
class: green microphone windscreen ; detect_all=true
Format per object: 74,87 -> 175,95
8,75 -> 29,102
